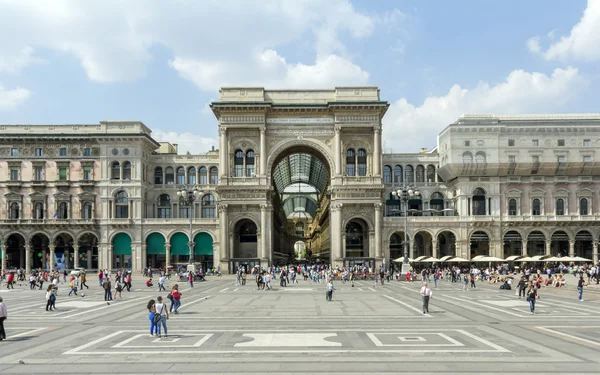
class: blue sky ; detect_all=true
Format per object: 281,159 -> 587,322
0,0 -> 598,153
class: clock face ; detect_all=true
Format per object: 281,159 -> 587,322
112,148 -> 119,156
123,148 -> 130,155
477,140 -> 484,146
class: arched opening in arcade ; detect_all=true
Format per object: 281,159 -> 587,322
503,231 -> 522,258
413,231 -> 433,258
470,231 -> 490,258
31,233 -> 50,270
112,233 -> 132,269
146,232 -> 166,268
5,233 -> 26,269
344,219 -> 373,268
231,219 -> 259,273
389,232 -> 407,263
55,233 -> 74,270
575,230 -> 593,259
193,232 -> 214,273
437,231 -> 456,258
270,147 -> 331,266
550,231 -> 569,257
78,233 -> 99,269
294,240 -> 306,261
527,231 -> 546,256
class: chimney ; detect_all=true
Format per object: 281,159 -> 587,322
212,145 -> 215,151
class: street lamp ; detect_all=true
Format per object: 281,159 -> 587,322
391,185 -> 420,276
177,185 -> 203,269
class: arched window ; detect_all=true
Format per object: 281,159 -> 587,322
154,167 -> 163,184
122,161 -> 131,180
115,191 -> 129,218
199,167 -> 207,185
234,150 -> 244,177
580,198 -> 589,215
346,221 -> 364,252
556,198 -> 565,215
383,165 -> 392,183
201,194 -> 216,218
508,198 -> 517,216
239,221 -> 257,243
34,202 -> 44,219
165,167 -> 174,185
472,187 -> 486,215
426,165 -> 436,183
430,192 -> 444,212
179,200 -> 191,218
295,222 -> 304,236
9,202 -> 19,219
416,165 -> 425,183
462,152 -> 473,163
58,201 -> 69,219
157,194 -> 172,218
246,150 -> 255,177
111,161 -> 120,180
176,167 -> 185,184
82,201 -> 92,220
475,152 -> 486,164
187,167 -> 196,184
394,165 -> 403,183
209,167 -> 218,184
357,148 -> 367,176
346,149 -> 356,176
532,198 -> 541,216
405,165 -> 414,183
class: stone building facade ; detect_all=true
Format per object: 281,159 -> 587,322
0,87 -> 599,274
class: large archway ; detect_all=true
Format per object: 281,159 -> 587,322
389,232 -> 407,263
270,145 -> 332,265
344,218 -> 373,269
194,232 -> 214,272
31,233 -> 50,270
146,232 -> 166,268
5,233 -> 26,269
79,233 -> 99,269
437,231 -> 456,258
575,230 -> 593,259
54,233 -> 74,270
470,231 -> 490,258
503,231 -> 522,258
550,231 -> 569,257
413,231 -> 433,258
231,219 -> 259,273
112,233 -> 132,269
527,231 -> 546,256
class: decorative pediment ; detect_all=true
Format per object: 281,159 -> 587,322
4,192 -> 23,201
529,188 -> 545,197
505,188 -> 522,197
577,188 -> 594,197
53,191 -> 71,201
29,192 -> 47,201
78,192 -> 96,201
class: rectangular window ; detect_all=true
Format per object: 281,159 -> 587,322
557,156 -> 566,163
34,167 -> 43,181
532,139 -> 539,147
583,155 -> 593,163
10,148 -> 18,157
83,147 -> 91,156
10,168 -> 19,181
59,166 -> 68,181
59,147 -> 67,156
35,148 -> 43,156
508,155 -> 516,163
83,167 -> 92,180
532,155 -> 540,164
558,139 -> 565,146
584,139 -> 591,147
508,139 -> 515,146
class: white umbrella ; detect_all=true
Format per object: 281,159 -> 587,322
504,255 -> 523,261
416,256 -> 440,263
573,256 -> 592,262
471,255 -> 487,262
392,257 -> 414,263
480,256 -> 504,262
543,256 -> 564,262
439,255 -> 455,262
413,256 -> 429,262
446,257 -> 469,262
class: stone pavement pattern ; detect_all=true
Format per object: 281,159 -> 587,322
1,274 -> 600,374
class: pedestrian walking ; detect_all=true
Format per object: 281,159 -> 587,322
147,299 -> 157,337
102,278 -> 112,303
526,285 -> 538,314
154,296 -> 169,338
326,280 -> 335,301
158,275 -> 166,291
45,285 -> 55,311
68,277 -> 78,296
420,282 -> 433,314
462,274 -> 468,291
81,272 -> 89,289
0,297 -> 7,341
114,280 -> 123,299
577,275 -> 585,301
188,272 -> 194,288
169,285 -> 181,314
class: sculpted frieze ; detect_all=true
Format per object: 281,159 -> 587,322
221,115 -> 265,124
335,115 -> 379,123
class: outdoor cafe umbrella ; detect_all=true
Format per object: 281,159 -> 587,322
439,255 -> 455,262
415,257 -> 440,263
479,256 -> 504,262
504,255 -> 523,261
393,257 -> 414,263
446,257 -> 469,262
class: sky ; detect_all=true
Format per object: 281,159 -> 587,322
0,0 -> 599,154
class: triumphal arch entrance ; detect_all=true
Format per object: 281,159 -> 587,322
210,87 -> 388,273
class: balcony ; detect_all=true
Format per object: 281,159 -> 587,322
54,179 -> 71,187
79,179 -> 96,187
141,218 -> 218,225
31,180 -> 47,187
5,180 -> 22,188
0,218 -> 98,226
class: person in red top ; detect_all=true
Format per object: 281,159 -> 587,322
169,284 -> 182,314
146,278 -> 153,288
98,271 -> 103,286
188,272 -> 194,288
6,273 -> 15,289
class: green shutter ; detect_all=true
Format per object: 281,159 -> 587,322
147,233 -> 166,255
59,167 -> 67,180
113,233 -> 132,255
194,232 -> 213,255
170,233 -> 189,255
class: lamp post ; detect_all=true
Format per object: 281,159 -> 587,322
177,185 -> 203,270
391,185 -> 420,277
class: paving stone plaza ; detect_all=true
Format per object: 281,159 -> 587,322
1,274 -> 599,374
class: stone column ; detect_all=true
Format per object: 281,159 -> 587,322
259,127 -> 266,176
73,244 -> 80,268
374,203 -> 382,259
140,244 -> 147,271
49,244 -> 55,271
42,249 -> 47,270
593,241 -> 598,265
545,240 -> 552,256
219,204 -> 229,265
25,244 -> 32,273
432,239 -> 438,259
521,240 -> 528,257
341,233 -> 347,259
165,243 -> 171,270
229,232 -> 235,260
569,240 -> 575,258
334,126 -> 341,176
218,126 -> 228,178
87,248 -> 92,269
65,249 -> 70,269
330,203 -> 342,265
373,125 -> 381,176
0,245 -> 6,273
107,245 -> 113,271
260,204 -> 270,263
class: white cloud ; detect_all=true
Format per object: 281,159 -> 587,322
0,46 -> 45,73
0,0 -> 375,86
0,84 -> 31,110
151,129 -> 217,155
528,0 -> 600,61
383,67 -> 586,153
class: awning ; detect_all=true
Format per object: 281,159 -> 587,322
392,257 -> 414,263
446,257 -> 469,262
504,255 -> 523,261
439,255 -> 455,262
520,255 -> 549,262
